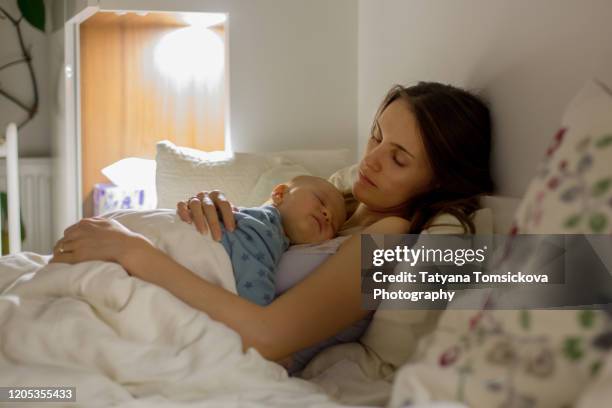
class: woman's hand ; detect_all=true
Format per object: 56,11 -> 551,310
50,218 -> 153,268
176,190 -> 237,241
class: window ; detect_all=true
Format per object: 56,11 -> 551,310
79,11 -> 228,216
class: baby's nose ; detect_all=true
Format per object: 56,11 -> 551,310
321,207 -> 331,223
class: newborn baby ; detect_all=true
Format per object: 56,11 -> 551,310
218,175 -> 346,305
106,175 -> 346,306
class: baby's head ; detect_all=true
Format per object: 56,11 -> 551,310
271,175 -> 346,244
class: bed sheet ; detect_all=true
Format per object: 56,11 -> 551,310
301,354 -> 477,408
302,357 -> 392,406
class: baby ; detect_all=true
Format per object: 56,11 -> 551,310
106,175 -> 346,306
218,175 -> 346,305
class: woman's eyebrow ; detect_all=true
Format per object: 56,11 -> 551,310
391,142 -> 415,159
377,120 -> 415,159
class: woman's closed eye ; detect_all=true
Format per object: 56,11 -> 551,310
393,152 -> 408,167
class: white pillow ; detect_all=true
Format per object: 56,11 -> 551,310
155,141 -> 277,208
513,79 -> 612,234
471,207 -> 494,234
328,163 -> 359,194
243,163 -> 312,207
262,148 -> 353,179
479,195 -> 521,234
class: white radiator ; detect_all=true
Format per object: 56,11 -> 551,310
0,157 -> 53,254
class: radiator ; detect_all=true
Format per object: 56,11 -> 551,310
0,157 -> 53,254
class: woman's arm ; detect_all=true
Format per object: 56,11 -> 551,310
120,240 -> 276,355
95,225 -> 364,360
53,216 -> 410,362
123,215 -> 411,361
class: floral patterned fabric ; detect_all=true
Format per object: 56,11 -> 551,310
513,80 -> 612,234
388,309 -> 610,408
388,80 -> 612,408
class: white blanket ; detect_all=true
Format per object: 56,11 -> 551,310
103,209 -> 237,294
0,211 -> 481,408
0,211 -> 344,407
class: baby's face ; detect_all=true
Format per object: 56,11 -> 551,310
276,177 -> 346,244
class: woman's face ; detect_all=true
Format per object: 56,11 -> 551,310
353,98 -> 435,212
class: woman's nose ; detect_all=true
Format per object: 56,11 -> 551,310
363,148 -> 382,172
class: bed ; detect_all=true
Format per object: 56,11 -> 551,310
1,79 -> 611,407
0,139 -> 463,408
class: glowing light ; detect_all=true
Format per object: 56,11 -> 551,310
182,13 -> 227,28
153,26 -> 224,88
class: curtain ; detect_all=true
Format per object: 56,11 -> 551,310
80,12 -> 226,216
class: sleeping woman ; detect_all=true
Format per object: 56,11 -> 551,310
51,81 -> 494,370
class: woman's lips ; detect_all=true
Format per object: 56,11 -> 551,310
358,171 -> 377,188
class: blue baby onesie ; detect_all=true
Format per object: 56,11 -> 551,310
220,205 -> 290,306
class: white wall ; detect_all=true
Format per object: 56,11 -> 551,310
52,0 -> 358,239
358,0 -> 612,197
0,0 -> 51,156
64,0 -> 93,21
96,0 -> 359,155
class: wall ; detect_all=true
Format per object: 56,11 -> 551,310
96,0 -> 358,155
358,0 -> 612,197
64,0 -> 93,21
52,0 -> 358,239
0,0 -> 51,156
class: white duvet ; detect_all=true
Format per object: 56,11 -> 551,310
0,210 -> 468,408
0,209 -> 343,407
103,209 -> 238,295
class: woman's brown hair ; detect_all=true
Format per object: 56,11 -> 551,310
374,82 -> 494,233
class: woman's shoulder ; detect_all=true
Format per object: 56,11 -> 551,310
340,211 -> 469,237
362,216 -> 412,234
364,213 -> 467,235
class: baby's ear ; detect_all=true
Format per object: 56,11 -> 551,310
271,184 -> 289,205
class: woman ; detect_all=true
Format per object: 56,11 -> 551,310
52,82 -> 493,365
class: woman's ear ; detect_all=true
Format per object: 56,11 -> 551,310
271,184 -> 289,205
